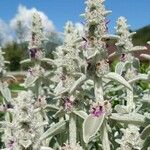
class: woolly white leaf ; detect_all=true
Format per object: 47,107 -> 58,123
39,121 -> 66,142
19,139 -> 32,149
69,74 -> 87,94
104,72 -> 132,90
20,59 -> 31,64
83,114 -> 105,143
73,111 -> 88,119
0,84 -> 11,101
131,46 -> 147,52
140,54 -> 150,60
24,75 -> 38,88
110,113 -> 145,125
128,74 -> 148,84
41,58 -> 55,65
115,61 -> 129,75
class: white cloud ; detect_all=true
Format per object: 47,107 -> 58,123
10,5 -> 56,41
10,5 -> 55,32
0,19 -> 13,46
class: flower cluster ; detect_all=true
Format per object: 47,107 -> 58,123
28,13 -> 45,60
2,91 -> 47,150
90,100 -> 111,117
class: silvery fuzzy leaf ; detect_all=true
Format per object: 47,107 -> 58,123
83,114 -> 105,143
104,72 -> 132,90
115,61 -> 129,75
5,75 -> 16,81
115,42 -> 124,47
141,94 -> 150,104
19,139 -> 32,148
101,122 -> 111,150
126,88 -> 135,111
41,58 -> 55,65
54,81 -> 64,94
24,75 -> 38,88
39,120 -> 67,142
115,105 -> 129,114
40,147 -> 54,150
129,32 -> 136,37
73,110 -> 88,119
102,34 -> 119,40
141,124 -> 150,140
4,61 -> 10,64
86,49 -> 99,60
132,57 -> 140,69
20,59 -> 31,64
103,10 -> 112,16
108,52 -> 116,59
140,54 -> 150,60
131,46 -> 147,52
69,74 -> 87,94
129,74 -> 148,84
110,113 -> 145,125
0,84 -> 11,102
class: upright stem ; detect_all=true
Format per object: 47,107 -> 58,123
94,77 -> 110,150
94,77 -> 104,102
101,120 -> 110,150
69,113 -> 76,146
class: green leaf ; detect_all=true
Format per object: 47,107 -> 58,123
83,114 -> 105,143
104,72 -> 132,90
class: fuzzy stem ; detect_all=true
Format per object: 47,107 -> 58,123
101,120 -> 110,150
94,77 -> 104,102
69,113 -> 76,146
94,77 -> 110,149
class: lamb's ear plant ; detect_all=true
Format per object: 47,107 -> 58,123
70,1 -> 134,149
0,47 -> 12,103
0,1 -> 150,150
0,47 -> 14,149
40,21 -> 85,150
1,13 -> 50,150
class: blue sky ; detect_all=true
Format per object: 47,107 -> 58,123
0,0 -> 150,33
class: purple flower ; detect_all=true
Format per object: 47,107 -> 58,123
60,75 -> 66,81
7,140 -> 15,150
90,103 -> 105,117
29,48 -> 37,59
82,37 -> 89,49
120,53 -> 127,62
28,67 -> 34,76
62,97 -> 74,112
105,19 -> 110,32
